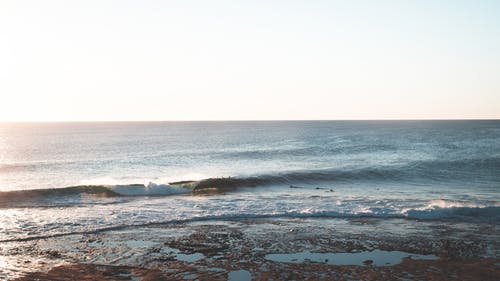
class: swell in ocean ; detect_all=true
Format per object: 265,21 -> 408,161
2,156 -> 499,206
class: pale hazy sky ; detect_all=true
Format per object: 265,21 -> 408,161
1,0 -> 499,121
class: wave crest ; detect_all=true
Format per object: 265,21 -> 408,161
0,183 -> 193,208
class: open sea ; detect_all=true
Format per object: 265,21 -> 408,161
0,121 -> 499,242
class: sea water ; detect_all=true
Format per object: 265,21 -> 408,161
0,121 -> 499,241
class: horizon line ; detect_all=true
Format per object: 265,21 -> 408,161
1,118 -> 500,123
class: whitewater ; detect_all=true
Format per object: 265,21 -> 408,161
0,121 -> 499,242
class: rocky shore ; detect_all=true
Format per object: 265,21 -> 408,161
1,218 -> 498,280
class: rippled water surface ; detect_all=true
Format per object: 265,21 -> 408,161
0,121 -> 499,241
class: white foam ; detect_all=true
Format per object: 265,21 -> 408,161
423,199 -> 483,209
109,182 -> 191,196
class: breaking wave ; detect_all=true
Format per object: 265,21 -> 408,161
405,206 -> 500,220
0,167 -> 407,208
0,183 -> 193,208
1,157 -> 499,208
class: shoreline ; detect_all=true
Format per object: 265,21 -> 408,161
1,217 -> 498,280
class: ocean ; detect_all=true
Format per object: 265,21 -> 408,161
0,121 -> 499,242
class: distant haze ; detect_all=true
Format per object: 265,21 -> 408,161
1,0 -> 499,121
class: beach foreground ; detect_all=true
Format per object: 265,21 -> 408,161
1,217 -> 498,280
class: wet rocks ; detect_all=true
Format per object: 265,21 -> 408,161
4,217 -> 499,281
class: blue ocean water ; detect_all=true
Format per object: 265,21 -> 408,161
0,121 -> 499,241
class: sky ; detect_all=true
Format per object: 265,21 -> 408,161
0,0 -> 499,121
